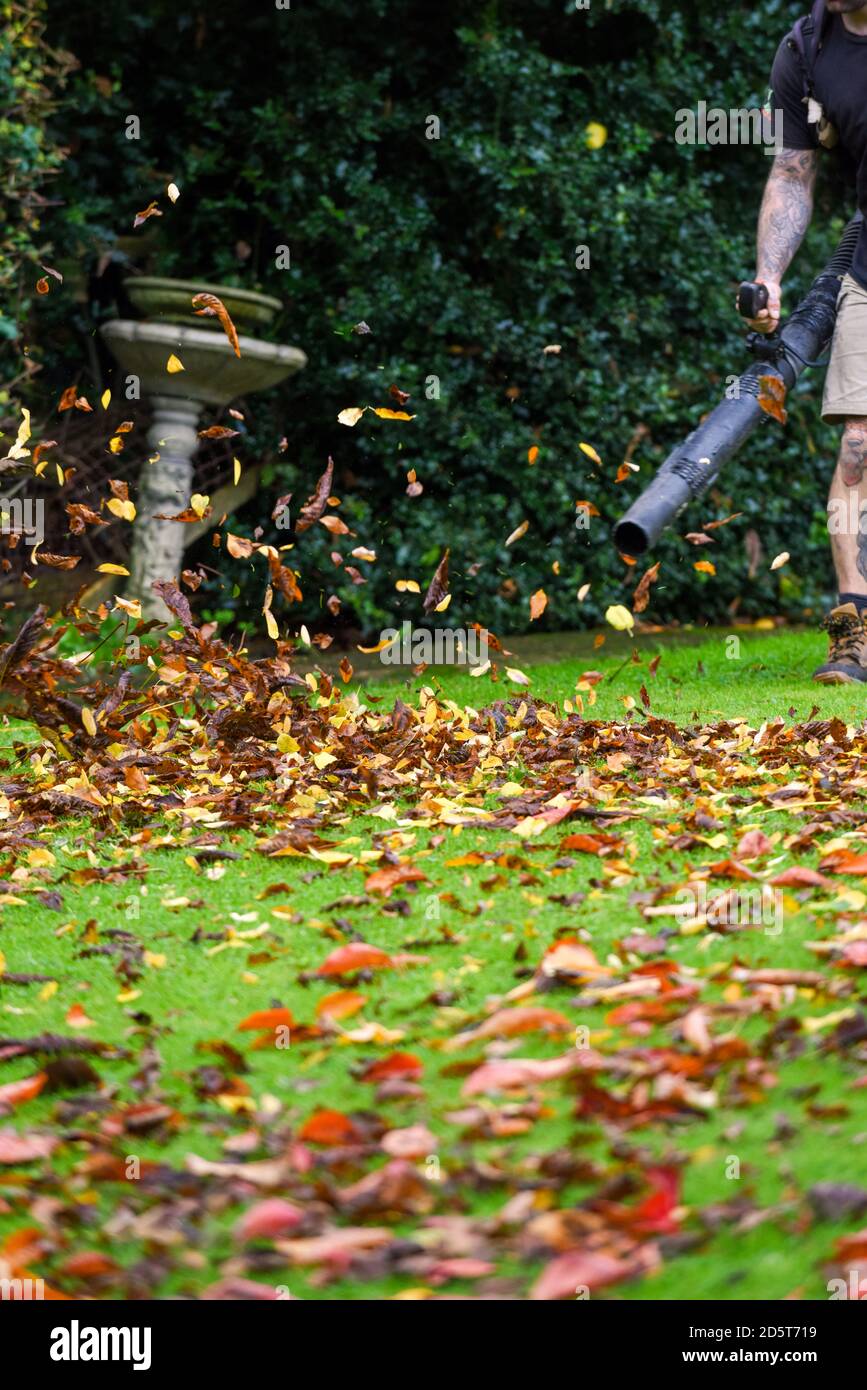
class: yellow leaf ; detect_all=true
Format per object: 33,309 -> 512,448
166,354 -> 184,373
370,407 -> 415,420
81,707 -> 97,737
107,497 -> 136,521
578,583 -> 591,601
579,442 -> 602,465
585,121 -> 608,149
28,847 -> 56,868
39,980 -> 58,1002
233,457 -> 242,485
108,435 -> 124,454
770,551 -> 790,571
97,563 -> 130,576
263,585 -> 279,641
435,593 -> 452,612
605,604 -> 634,634
358,636 -> 398,654
395,579 -> 420,593
7,408 -> 31,461
100,389 -> 111,410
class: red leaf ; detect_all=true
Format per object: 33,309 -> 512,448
359,1052 -> 423,1082
770,866 -> 832,888
531,1249 -> 652,1301
735,829 -> 772,860
0,1131 -> 56,1164
631,1166 -> 681,1233
235,1199 -> 304,1241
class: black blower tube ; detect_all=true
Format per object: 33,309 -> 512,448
612,213 -> 863,557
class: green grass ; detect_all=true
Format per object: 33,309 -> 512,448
357,623 -> 863,724
0,626 -> 865,1301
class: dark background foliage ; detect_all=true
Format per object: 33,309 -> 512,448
5,0 -> 854,637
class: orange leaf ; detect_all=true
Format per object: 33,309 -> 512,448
191,292 -> 241,357
65,1002 -> 94,1029
529,589 -> 548,622
315,990 -> 368,1022
364,863 -> 428,897
237,1007 -> 294,1032
316,943 -> 394,977
758,374 -> 788,425
632,562 -> 660,615
297,1109 -> 361,1145
0,1072 -> 48,1108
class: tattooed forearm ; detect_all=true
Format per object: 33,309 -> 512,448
756,148 -> 818,282
841,425 -> 867,487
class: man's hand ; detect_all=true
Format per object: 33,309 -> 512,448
745,278 -> 782,333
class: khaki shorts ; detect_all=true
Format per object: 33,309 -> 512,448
823,272 -> 867,423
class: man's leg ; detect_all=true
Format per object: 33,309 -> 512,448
829,417 -> 867,595
815,420 -> 867,682
815,274 -> 867,683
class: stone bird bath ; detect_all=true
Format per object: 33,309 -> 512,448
100,277 -> 306,620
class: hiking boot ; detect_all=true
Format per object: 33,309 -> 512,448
813,603 -> 867,684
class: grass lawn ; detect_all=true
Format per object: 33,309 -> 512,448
1,623 -> 866,1301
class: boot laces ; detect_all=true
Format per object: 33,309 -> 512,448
822,611 -> 864,662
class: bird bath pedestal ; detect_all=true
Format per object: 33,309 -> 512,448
100,279 -> 306,620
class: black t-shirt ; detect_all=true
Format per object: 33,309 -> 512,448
771,12 -> 867,285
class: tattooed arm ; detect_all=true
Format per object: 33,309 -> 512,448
749,146 -> 819,333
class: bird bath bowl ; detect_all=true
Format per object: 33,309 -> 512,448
124,276 -> 282,334
100,320 -> 306,407
98,279 -> 306,620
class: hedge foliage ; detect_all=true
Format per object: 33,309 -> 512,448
9,0 -> 856,636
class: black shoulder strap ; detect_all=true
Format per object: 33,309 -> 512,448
790,0 -> 830,97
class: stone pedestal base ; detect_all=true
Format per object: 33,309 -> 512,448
127,396 -> 202,621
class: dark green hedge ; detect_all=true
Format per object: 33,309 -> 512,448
15,0 -> 852,635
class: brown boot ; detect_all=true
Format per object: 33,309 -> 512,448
813,603 -> 867,684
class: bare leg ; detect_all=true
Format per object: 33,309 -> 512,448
828,417 -> 867,595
